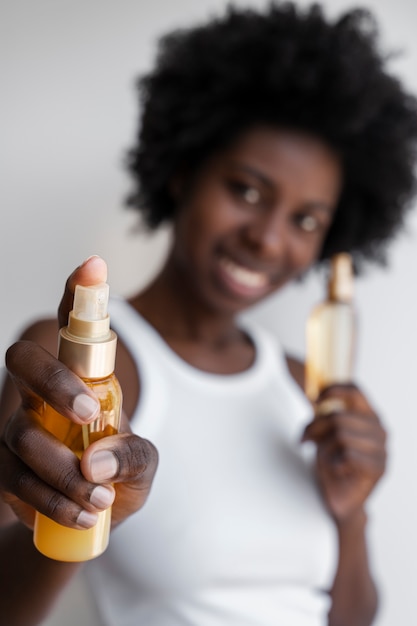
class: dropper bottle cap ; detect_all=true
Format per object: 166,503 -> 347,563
328,253 -> 354,303
58,283 -> 117,378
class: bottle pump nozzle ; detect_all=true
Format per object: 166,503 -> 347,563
68,283 -> 111,341
73,283 -> 109,322
59,283 -> 117,378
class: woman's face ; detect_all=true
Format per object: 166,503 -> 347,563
169,126 -> 343,316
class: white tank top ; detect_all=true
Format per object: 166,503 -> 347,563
85,297 -> 338,626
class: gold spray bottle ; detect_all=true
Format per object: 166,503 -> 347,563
33,282 -> 122,561
305,253 -> 356,402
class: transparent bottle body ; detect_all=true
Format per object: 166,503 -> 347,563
305,302 -> 355,402
33,373 -> 122,562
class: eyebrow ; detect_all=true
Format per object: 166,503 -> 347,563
226,161 -> 336,214
225,161 -> 275,189
304,201 -> 335,215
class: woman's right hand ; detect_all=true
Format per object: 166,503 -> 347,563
0,256 -> 158,531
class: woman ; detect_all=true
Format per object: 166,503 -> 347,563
1,3 -> 417,625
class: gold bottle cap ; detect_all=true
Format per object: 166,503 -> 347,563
328,253 -> 353,302
58,283 -> 117,378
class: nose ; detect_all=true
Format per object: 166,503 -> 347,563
242,208 -> 288,260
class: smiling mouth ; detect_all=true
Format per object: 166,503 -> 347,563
218,255 -> 270,291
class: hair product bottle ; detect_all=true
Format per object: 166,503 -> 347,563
305,253 -> 356,403
33,282 -> 122,561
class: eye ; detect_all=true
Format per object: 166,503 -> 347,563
242,187 -> 260,205
227,180 -> 261,206
297,214 -> 320,233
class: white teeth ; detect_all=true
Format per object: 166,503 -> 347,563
220,257 -> 268,288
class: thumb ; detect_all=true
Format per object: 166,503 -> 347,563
58,255 -> 108,328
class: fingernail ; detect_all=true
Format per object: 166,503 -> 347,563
73,394 -> 100,422
77,510 -> 98,529
90,485 -> 115,509
82,255 -> 107,278
83,254 -> 101,263
90,450 -> 118,482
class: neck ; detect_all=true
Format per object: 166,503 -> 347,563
129,262 -> 240,346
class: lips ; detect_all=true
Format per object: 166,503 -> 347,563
217,254 -> 272,299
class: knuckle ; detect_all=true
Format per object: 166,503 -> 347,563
5,340 -> 32,373
39,365 -> 71,396
117,436 -> 158,479
57,461 -> 81,494
42,491 -> 81,526
44,491 -> 67,520
14,470 -> 32,494
12,466 -> 39,498
5,417 -> 35,456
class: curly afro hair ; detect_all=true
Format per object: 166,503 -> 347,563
125,2 -> 417,267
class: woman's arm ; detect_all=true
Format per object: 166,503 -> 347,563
302,384 -> 386,626
0,257 -> 158,626
328,509 -> 378,626
287,356 -> 384,626
0,521 -> 81,626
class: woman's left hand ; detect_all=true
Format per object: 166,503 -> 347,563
301,384 -> 387,524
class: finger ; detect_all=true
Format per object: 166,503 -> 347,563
80,433 -> 159,486
0,444 -> 99,530
317,438 -> 386,478
58,255 -> 108,328
302,412 -> 386,445
317,383 -> 375,415
319,426 -> 387,463
80,434 -> 159,528
6,340 -> 100,424
315,397 -> 347,417
2,409 -> 115,523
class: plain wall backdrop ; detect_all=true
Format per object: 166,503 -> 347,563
1,1 -> 416,625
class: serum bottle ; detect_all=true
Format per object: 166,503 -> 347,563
305,253 -> 356,402
33,282 -> 122,561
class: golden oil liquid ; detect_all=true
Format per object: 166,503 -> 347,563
34,508 -> 112,562
33,374 -> 122,561
305,302 -> 355,402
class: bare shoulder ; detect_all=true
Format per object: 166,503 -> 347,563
285,354 -> 305,391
